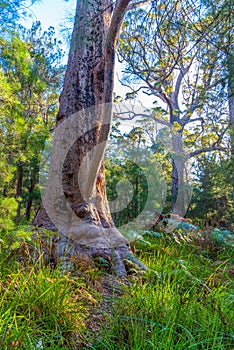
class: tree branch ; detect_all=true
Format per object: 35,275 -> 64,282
106,0 -> 132,50
116,110 -> 171,127
174,57 -> 195,105
184,117 -> 204,125
127,0 -> 151,11
189,146 -> 227,158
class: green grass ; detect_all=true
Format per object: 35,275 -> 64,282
91,240 -> 234,350
0,235 -> 233,349
0,256 -> 91,349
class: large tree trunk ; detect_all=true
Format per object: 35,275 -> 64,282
32,0 -> 145,275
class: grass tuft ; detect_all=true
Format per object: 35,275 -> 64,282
0,257 -> 91,349
91,239 -> 234,350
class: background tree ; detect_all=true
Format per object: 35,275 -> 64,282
0,22 -> 64,223
188,154 -> 233,228
118,0 -> 231,216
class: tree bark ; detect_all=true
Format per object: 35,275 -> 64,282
169,96 -> 187,217
32,0 -> 144,275
15,164 -> 23,224
25,165 -> 38,221
171,132 -> 186,217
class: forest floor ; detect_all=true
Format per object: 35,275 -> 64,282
0,227 -> 234,349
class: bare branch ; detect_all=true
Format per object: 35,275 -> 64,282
184,117 -> 204,125
116,110 -> 171,127
127,0 -> 151,11
189,146 -> 227,158
175,55 -> 196,106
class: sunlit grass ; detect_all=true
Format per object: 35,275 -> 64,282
91,239 -> 234,349
0,234 -> 233,349
0,256 -> 91,349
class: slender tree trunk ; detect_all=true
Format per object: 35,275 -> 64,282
31,0 -> 145,274
25,197 -> 33,221
15,164 -> 23,224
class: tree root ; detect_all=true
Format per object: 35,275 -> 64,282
17,232 -> 147,277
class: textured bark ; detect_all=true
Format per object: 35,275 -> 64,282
25,194 -> 33,221
31,0 -> 145,274
169,92 -> 187,217
171,133 -> 186,216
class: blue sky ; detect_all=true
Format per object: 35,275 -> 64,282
26,0 -> 75,34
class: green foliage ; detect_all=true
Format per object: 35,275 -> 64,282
0,22 -> 65,221
0,197 -> 17,233
123,214 -> 234,250
188,155 -> 233,228
212,228 -> 234,247
105,123 -> 169,227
